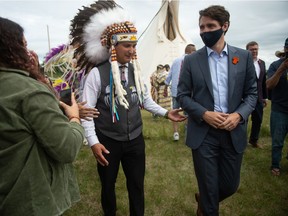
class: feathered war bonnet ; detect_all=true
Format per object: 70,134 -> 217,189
70,0 -> 144,122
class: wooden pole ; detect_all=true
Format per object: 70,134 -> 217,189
46,25 -> 52,78
46,25 -> 51,51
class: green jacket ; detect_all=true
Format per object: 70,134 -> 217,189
0,68 -> 85,216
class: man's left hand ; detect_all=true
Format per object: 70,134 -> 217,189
218,112 -> 242,131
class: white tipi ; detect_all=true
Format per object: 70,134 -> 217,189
137,0 -> 188,88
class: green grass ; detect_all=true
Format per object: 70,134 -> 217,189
64,101 -> 288,216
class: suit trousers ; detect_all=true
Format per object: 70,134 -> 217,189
192,128 -> 243,216
96,131 -> 145,216
249,101 -> 264,143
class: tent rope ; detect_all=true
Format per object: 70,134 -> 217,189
139,2 -> 166,40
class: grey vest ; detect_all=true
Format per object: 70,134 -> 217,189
94,61 -> 143,141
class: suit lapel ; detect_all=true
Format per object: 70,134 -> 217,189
258,60 -> 265,80
198,47 -> 213,97
228,45 -> 238,103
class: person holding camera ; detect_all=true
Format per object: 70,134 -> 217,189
0,17 -> 85,215
266,37 -> 288,176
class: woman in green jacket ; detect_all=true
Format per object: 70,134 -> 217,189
0,17 -> 85,216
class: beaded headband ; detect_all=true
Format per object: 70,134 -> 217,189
101,21 -> 138,48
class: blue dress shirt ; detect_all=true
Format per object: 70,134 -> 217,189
207,45 -> 229,113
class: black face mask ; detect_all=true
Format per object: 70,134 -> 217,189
285,51 -> 288,59
200,28 -> 224,48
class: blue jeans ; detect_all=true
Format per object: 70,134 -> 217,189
270,111 -> 288,169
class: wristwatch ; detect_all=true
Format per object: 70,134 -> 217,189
164,111 -> 169,119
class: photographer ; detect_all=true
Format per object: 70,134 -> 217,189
0,17 -> 85,215
266,37 -> 288,176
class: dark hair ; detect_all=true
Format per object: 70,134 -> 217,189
157,64 -> 164,70
164,64 -> 170,71
199,5 -> 230,33
246,41 -> 258,50
185,44 -> 196,54
0,17 -> 49,85
0,17 -> 30,70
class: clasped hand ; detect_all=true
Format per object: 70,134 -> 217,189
203,111 -> 241,131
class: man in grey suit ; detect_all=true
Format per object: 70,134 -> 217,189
177,5 -> 257,216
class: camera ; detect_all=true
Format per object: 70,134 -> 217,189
59,89 -> 72,106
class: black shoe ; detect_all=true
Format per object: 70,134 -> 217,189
249,140 -> 263,149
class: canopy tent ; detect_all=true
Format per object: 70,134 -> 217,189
137,0 -> 189,89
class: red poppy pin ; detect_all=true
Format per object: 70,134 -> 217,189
232,57 -> 239,65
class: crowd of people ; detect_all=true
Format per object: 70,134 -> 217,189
0,1 -> 287,216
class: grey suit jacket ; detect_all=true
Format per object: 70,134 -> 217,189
177,45 -> 257,153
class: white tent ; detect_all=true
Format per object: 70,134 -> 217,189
137,0 -> 188,88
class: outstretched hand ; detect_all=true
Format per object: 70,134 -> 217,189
167,108 -> 187,122
78,101 -> 100,120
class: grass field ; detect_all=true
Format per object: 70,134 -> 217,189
64,101 -> 288,216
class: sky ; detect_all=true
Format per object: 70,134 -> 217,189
0,0 -> 287,67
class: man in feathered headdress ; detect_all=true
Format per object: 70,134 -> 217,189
69,1 -> 186,215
